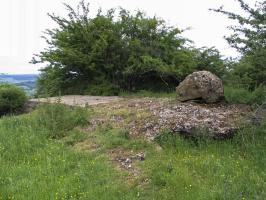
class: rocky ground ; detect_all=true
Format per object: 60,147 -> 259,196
90,97 -> 250,139
29,95 -> 251,139
77,97 -> 250,176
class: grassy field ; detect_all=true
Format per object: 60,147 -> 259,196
0,103 -> 265,199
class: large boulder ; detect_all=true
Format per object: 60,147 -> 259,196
176,71 -> 224,103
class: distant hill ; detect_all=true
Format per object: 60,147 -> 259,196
0,74 -> 38,96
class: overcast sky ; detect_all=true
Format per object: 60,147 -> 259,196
0,0 -> 257,74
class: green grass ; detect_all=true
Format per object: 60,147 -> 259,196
145,128 -> 266,199
119,86 -> 266,106
89,125 -> 266,200
224,85 -> 266,105
0,104 -> 137,199
0,104 -> 265,199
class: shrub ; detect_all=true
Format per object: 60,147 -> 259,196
0,84 -> 27,116
84,83 -> 120,96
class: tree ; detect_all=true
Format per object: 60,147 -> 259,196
194,47 -> 226,78
33,0 -> 226,96
211,0 -> 266,88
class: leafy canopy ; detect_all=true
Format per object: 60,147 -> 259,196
33,0 -> 226,96
212,0 -> 266,88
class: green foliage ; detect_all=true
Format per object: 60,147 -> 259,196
194,47 -> 227,78
212,0 -> 266,89
0,84 -> 27,116
32,0 -> 226,96
36,67 -> 65,97
85,82 -> 120,96
230,50 -> 266,89
212,0 -> 265,53
224,85 -> 266,105
120,90 -> 176,98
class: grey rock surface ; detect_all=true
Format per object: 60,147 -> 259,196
176,71 -> 224,103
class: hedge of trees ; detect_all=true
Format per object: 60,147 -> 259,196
32,0 -> 226,96
212,0 -> 266,90
32,0 -> 265,97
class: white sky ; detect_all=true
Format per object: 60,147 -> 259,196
0,0 -> 257,74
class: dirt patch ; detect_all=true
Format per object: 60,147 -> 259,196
108,148 -> 146,183
29,95 -> 123,107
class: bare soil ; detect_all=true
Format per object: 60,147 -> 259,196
29,95 -> 123,106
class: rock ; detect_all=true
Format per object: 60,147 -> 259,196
176,71 -> 224,103
135,152 -> 145,161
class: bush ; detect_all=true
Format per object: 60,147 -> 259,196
119,90 -> 176,98
0,84 -> 27,116
84,83 -> 120,96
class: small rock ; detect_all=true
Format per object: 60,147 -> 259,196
125,158 -> 132,163
135,153 -> 145,161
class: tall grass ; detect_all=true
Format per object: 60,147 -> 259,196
36,103 -> 88,138
224,85 -> 266,105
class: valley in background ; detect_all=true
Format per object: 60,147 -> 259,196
0,74 -> 38,96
